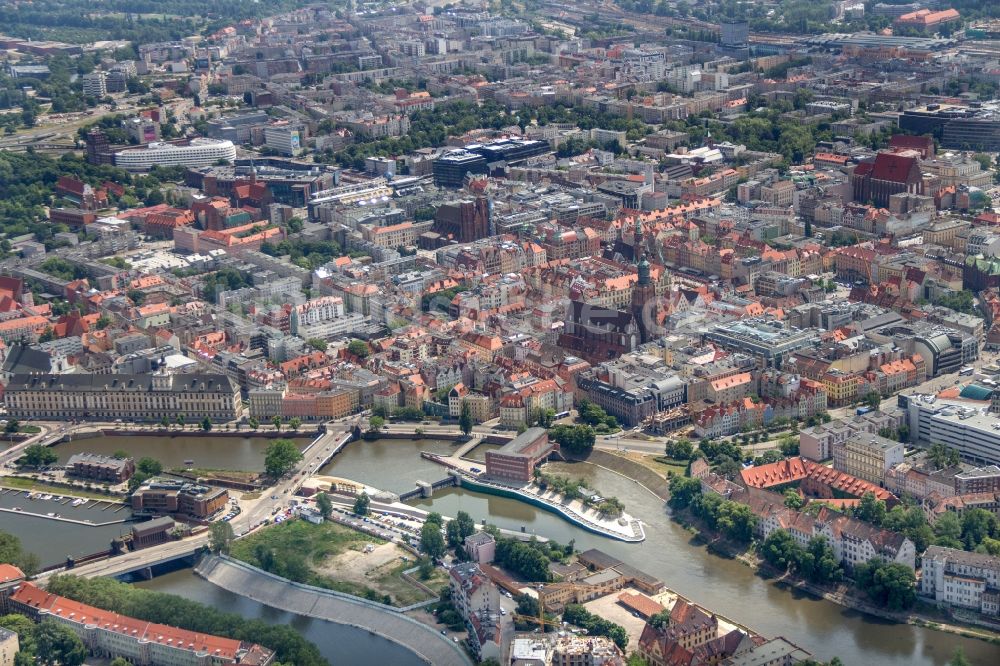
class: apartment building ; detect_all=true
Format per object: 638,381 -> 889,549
832,434 -> 904,486
920,546 -> 1000,617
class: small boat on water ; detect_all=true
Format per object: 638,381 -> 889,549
46,512 -> 54,517
40,494 -> 52,501
184,459 -> 195,466
71,498 -> 85,506
12,507 -> 21,512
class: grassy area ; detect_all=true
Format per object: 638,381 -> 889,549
0,478 -> 124,502
171,468 -> 259,484
231,519 -> 435,606
619,452 -> 688,478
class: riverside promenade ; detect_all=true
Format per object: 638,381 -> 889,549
195,555 -> 473,666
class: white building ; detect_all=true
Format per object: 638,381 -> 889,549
920,546 -> 1000,617
902,394 -> 1000,466
82,72 -> 107,97
114,138 -> 237,171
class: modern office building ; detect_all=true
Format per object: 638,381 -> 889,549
433,150 -> 488,187
900,394 -> 1000,466
130,478 -> 230,520
115,139 -> 237,171
703,319 -> 820,368
899,104 -> 1000,152
67,453 -> 135,483
3,372 -> 241,423
81,71 -> 107,97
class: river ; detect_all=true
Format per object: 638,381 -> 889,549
53,434 -> 313,472
319,439 -> 998,665
137,569 -> 424,666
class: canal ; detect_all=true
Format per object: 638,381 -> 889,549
53,434 -> 313,472
321,440 -> 996,665
138,569 -> 425,666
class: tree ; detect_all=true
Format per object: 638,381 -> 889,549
137,457 -> 163,476
353,491 -> 370,516
306,338 -> 327,352
272,415 -> 283,431
761,530 -> 801,572
861,390 -> 882,411
249,417 -> 260,430
418,556 -> 435,580
855,561 -> 916,611
19,444 -> 58,467
668,476 -> 702,509
347,339 -> 369,357
288,417 -> 302,432
4,419 -> 19,434
200,416 -> 212,432
420,521 -> 446,559
176,414 -> 185,427
961,509 -> 998,550
112,449 -> 130,459
934,511 -> 964,549
548,424 -> 596,455
368,416 -> 385,433
455,511 -> 476,541
33,619 -> 87,665
665,439 -> 694,460
316,492 -> 333,519
209,521 -> 235,555
784,489 -> 804,510
927,442 -> 960,470
0,531 -> 40,576
648,609 -> 671,630
264,439 -> 303,478
459,400 -> 473,436
854,492 -> 886,526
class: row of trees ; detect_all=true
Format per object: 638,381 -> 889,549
760,531 -> 843,586
547,424 -> 595,455
46,575 -> 325,665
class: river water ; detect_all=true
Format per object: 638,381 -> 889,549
333,440 -> 997,665
51,435 -> 998,665
137,569 -> 424,666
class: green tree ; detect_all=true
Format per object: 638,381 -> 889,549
0,531 -> 40,576
784,489 -> 804,510
667,476 -> 702,509
459,400 -> 474,436
112,449 -> 130,459
861,390 -> 882,411
4,419 -> 19,434
306,338 -> 327,352
137,457 -> 162,476
249,417 -> 260,430
200,416 -> 212,432
19,444 -> 58,467
368,415 -> 385,433
927,442 -> 960,470
547,424 -> 596,455
264,439 -> 303,478
854,492 -> 887,526
648,609 -> 671,630
347,339 -> 369,357
455,511 -> 476,541
418,556 -> 435,580
665,438 -> 693,460
934,511 -> 964,549
353,491 -> 370,516
272,415 -> 283,431
761,530 -> 802,572
316,492 -> 333,519
855,561 -> 916,611
288,417 -> 302,432
961,509 -> 998,550
33,619 -> 87,665
420,521 -> 446,559
209,521 -> 235,555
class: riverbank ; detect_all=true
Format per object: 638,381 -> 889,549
672,508 -> 1000,646
195,555 -> 473,666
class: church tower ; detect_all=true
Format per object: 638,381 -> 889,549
631,245 -> 657,344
